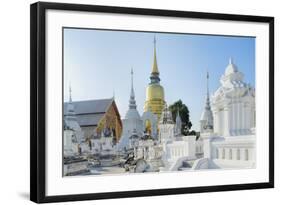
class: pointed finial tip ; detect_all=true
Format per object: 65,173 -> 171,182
130,67 -> 134,93
229,57 -> 233,64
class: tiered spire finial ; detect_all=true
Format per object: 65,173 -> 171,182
159,103 -> 173,124
205,71 -> 211,110
151,36 -> 159,75
131,67 -> 134,96
207,71 -> 209,96
176,108 -> 182,124
150,36 -> 160,84
200,70 -> 214,132
175,108 -> 182,135
129,68 -> 137,109
65,82 -> 76,119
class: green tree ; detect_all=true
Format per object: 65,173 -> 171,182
168,100 -> 192,135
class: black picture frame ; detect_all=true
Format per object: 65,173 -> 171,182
30,1 -> 274,203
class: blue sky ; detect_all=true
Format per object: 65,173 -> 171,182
64,28 -> 255,131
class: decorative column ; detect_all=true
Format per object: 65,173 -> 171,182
225,148 -> 229,160
218,147 -> 223,159
238,101 -> 243,135
203,135 -> 211,158
251,105 -> 255,129
245,102 -> 251,133
229,105 -> 233,135
240,102 -> 244,135
223,106 -> 230,136
232,100 -> 236,135
213,109 -> 219,134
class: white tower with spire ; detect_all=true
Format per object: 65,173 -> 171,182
199,58 -> 256,168
64,85 -> 84,155
200,71 -> 214,133
211,58 -> 255,136
64,86 -> 84,142
118,68 -> 144,150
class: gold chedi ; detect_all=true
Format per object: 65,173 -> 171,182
144,37 -> 165,122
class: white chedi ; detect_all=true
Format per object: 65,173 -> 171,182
64,86 -> 84,143
118,69 -> 144,150
200,72 -> 214,133
64,87 -> 85,156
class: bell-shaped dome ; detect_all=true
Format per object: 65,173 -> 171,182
125,109 -> 141,120
146,84 -> 165,100
200,108 -> 213,123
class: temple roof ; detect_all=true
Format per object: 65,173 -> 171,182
64,98 -> 116,126
64,98 -> 113,115
76,113 -> 105,127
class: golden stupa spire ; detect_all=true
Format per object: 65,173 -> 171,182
152,36 -> 159,74
144,36 -> 165,122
